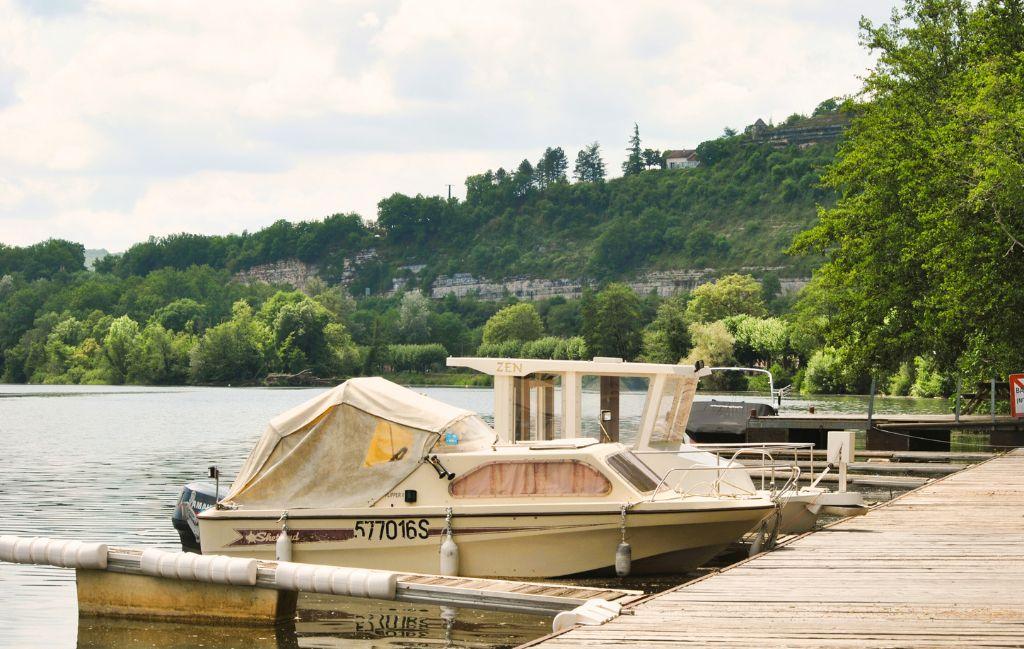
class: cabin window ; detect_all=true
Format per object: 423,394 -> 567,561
450,460 -> 611,497
512,374 -> 564,441
580,376 -> 649,445
606,451 -> 661,493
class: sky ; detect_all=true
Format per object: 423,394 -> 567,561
0,0 -> 896,251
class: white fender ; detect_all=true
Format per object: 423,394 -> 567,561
0,535 -> 107,570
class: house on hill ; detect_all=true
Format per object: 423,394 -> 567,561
664,149 -> 699,169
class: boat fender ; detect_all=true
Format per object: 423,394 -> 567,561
614,542 -> 632,577
276,512 -> 292,562
274,562 -> 398,600
439,507 -> 459,576
0,535 -> 108,570
615,505 -> 631,577
140,548 -> 258,586
440,532 -> 459,576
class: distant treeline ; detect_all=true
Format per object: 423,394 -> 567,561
4,123 -> 836,293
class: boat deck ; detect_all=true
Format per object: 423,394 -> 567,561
525,449 -> 1024,648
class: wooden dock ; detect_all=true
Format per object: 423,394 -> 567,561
736,412 -> 1024,451
527,450 -> 1024,648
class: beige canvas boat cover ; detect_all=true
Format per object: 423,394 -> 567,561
224,377 -> 495,509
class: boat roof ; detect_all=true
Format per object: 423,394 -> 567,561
447,356 -> 710,378
268,376 -> 474,437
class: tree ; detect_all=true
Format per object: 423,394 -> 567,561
535,147 -> 569,188
641,295 -> 691,363
190,301 -> 273,383
684,320 -> 735,368
127,323 -> 194,385
727,315 -> 791,367
685,274 -> 768,323
153,298 -> 206,333
813,97 -> 841,115
397,291 -> 432,344
791,0 -> 1024,380
482,303 -> 543,344
581,284 -> 643,359
621,123 -> 644,176
642,148 -> 665,170
102,316 -> 140,384
513,159 -> 536,197
573,142 -> 606,183
273,298 -> 335,374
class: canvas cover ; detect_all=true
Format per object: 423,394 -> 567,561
224,377 -> 495,509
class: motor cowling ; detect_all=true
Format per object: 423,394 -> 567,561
172,481 -> 225,553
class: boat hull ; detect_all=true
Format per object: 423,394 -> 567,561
198,505 -> 772,578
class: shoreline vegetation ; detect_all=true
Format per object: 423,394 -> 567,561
1,2 -> 1021,411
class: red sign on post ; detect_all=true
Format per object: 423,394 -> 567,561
1011,374 -> 1024,418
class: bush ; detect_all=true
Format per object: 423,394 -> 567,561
384,343 -> 448,373
802,348 -> 852,394
476,340 -> 524,358
554,336 -> 588,360
886,362 -> 914,396
910,356 -> 946,397
521,336 -> 561,359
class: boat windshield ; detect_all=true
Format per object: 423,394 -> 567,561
648,376 -> 698,448
606,451 -> 661,493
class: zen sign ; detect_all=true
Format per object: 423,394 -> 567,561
1011,374 -> 1024,418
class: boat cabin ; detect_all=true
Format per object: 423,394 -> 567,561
446,357 -> 710,450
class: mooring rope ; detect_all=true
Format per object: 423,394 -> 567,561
871,425 -> 1022,451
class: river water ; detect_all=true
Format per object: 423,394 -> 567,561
0,384 -> 951,648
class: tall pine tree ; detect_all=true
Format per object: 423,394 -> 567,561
622,123 -> 644,176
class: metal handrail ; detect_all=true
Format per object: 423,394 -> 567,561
637,444 -> 805,502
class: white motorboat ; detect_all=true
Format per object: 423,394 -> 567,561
446,357 -> 866,537
183,376 -> 775,577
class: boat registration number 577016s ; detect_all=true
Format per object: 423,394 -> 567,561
354,519 -> 431,541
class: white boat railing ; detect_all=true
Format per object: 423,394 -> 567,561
637,442 -> 812,502
641,450 -> 801,503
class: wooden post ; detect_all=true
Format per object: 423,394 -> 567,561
543,380 -> 556,440
599,376 -> 620,442
991,377 -> 997,427
867,376 -> 876,432
955,376 -> 962,423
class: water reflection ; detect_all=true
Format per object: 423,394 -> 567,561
75,596 -> 547,648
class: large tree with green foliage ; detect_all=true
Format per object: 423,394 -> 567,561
685,274 -> 767,323
792,0 -> 1024,380
190,301 -> 273,383
641,295 -> 691,363
482,303 -> 543,345
581,284 -> 642,359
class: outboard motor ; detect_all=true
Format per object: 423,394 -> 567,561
171,482 -> 226,553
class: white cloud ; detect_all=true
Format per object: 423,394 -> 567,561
0,0 -> 896,250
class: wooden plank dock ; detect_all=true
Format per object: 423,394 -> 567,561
734,412 -> 1024,451
527,449 -> 1024,648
